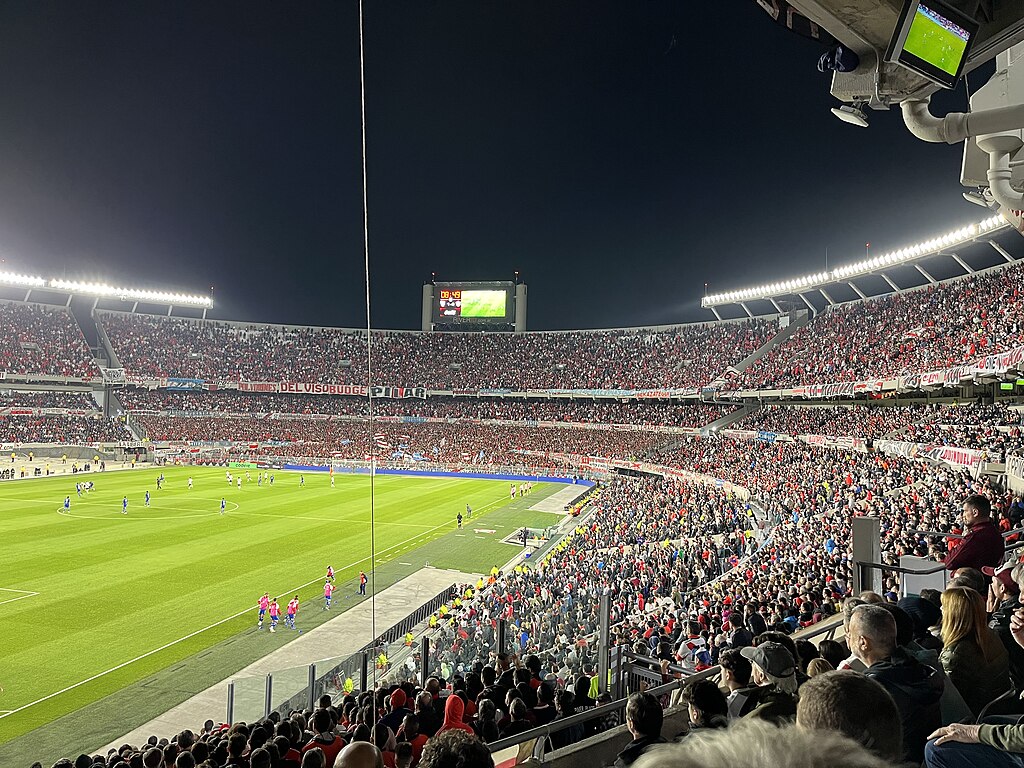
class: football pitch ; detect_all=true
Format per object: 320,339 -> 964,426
0,466 -> 560,748
905,11 -> 968,77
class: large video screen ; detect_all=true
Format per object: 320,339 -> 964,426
887,0 -> 977,89
433,281 -> 515,324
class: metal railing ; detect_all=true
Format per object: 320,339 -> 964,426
487,616 -> 844,761
227,584 -> 457,721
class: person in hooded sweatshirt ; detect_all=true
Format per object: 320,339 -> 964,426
379,690 -> 413,734
848,604 -> 944,765
436,694 -> 474,736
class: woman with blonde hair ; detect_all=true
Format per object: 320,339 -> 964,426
939,585 -> 1011,716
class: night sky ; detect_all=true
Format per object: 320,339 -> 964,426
0,2 -> 985,330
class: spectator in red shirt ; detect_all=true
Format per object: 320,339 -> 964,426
301,710 -> 346,768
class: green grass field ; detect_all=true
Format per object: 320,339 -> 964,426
460,289 -> 507,318
0,466 -> 561,752
905,8 -> 968,76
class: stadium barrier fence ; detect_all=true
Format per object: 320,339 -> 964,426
227,584 -> 458,720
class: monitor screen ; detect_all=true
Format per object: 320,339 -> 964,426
432,281 -> 516,324
887,0 -> 978,89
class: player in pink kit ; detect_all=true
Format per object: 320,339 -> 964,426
268,598 -> 280,632
286,595 -> 299,630
258,592 -> 270,630
323,580 -> 334,610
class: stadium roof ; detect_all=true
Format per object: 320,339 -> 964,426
0,271 -> 213,311
701,214 -> 1014,317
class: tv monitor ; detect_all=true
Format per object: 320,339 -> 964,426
886,0 -> 979,89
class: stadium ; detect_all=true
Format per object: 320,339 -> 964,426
8,2 -> 1024,768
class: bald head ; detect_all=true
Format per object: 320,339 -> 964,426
334,742 -> 383,768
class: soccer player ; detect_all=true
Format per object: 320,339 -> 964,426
220,498 -> 227,515
268,598 -> 280,632
76,483 -> 82,497
145,490 -> 151,507
359,571 -> 368,596
466,503 -> 472,519
510,483 -> 515,500
286,595 -> 299,629
63,496 -> 70,511
323,580 -> 334,610
326,565 -> 335,583
237,477 -> 241,490
300,474 -> 305,486
227,472 -> 233,485
457,512 -> 463,529
269,474 -> 274,486
258,592 -> 270,629
122,496 -> 128,515
188,476 -> 193,489
330,475 -> 335,488
258,474 -> 262,487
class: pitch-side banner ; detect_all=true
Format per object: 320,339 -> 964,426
238,380 -> 427,398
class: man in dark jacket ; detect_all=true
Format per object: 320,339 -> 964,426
613,692 -> 666,768
944,495 -> 1004,571
985,563 -> 1024,693
739,642 -> 799,724
849,604 -> 944,764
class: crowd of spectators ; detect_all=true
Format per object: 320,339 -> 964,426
898,401 -> 1024,458
118,390 -> 735,429
0,301 -> 98,379
130,417 -> 668,465
0,414 -> 130,444
737,264 -> 1024,389
98,312 -> 775,390
0,390 -> 98,410
735,404 -> 927,440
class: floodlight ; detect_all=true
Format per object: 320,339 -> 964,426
0,271 -> 46,288
831,105 -> 869,128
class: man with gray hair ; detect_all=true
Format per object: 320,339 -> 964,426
738,641 -> 798,723
848,603 -> 943,764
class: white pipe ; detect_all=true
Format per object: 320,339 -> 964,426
902,98 -> 1024,144
985,149 -> 1024,210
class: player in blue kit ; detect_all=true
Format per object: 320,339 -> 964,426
63,496 -> 70,511
122,496 -> 128,515
221,498 -> 227,515
145,490 -> 151,507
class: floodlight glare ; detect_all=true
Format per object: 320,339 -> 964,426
0,271 -> 46,288
700,214 -> 1010,308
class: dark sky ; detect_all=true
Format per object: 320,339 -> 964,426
0,2 -> 984,330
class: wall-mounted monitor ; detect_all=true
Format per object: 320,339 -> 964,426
886,0 -> 979,89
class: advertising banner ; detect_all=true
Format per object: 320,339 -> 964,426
166,377 -> 205,391
238,381 -> 427,398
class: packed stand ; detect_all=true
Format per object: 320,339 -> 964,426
735,404 -> 926,440
737,264 -> 1024,389
0,390 -> 98,410
0,414 -> 130,444
118,389 -> 736,429
0,301 -> 98,379
130,417 -> 670,465
898,401 -> 1024,459
98,311 -> 776,390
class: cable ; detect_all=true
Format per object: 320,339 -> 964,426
357,0 -> 377,685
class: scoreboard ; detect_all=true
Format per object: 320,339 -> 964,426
431,281 -> 516,325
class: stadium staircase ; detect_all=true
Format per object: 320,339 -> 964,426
726,309 -> 808,376
703,404 -> 757,431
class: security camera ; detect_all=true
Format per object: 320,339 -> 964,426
830,104 -> 869,128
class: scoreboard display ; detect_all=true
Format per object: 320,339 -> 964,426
432,281 -> 515,324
